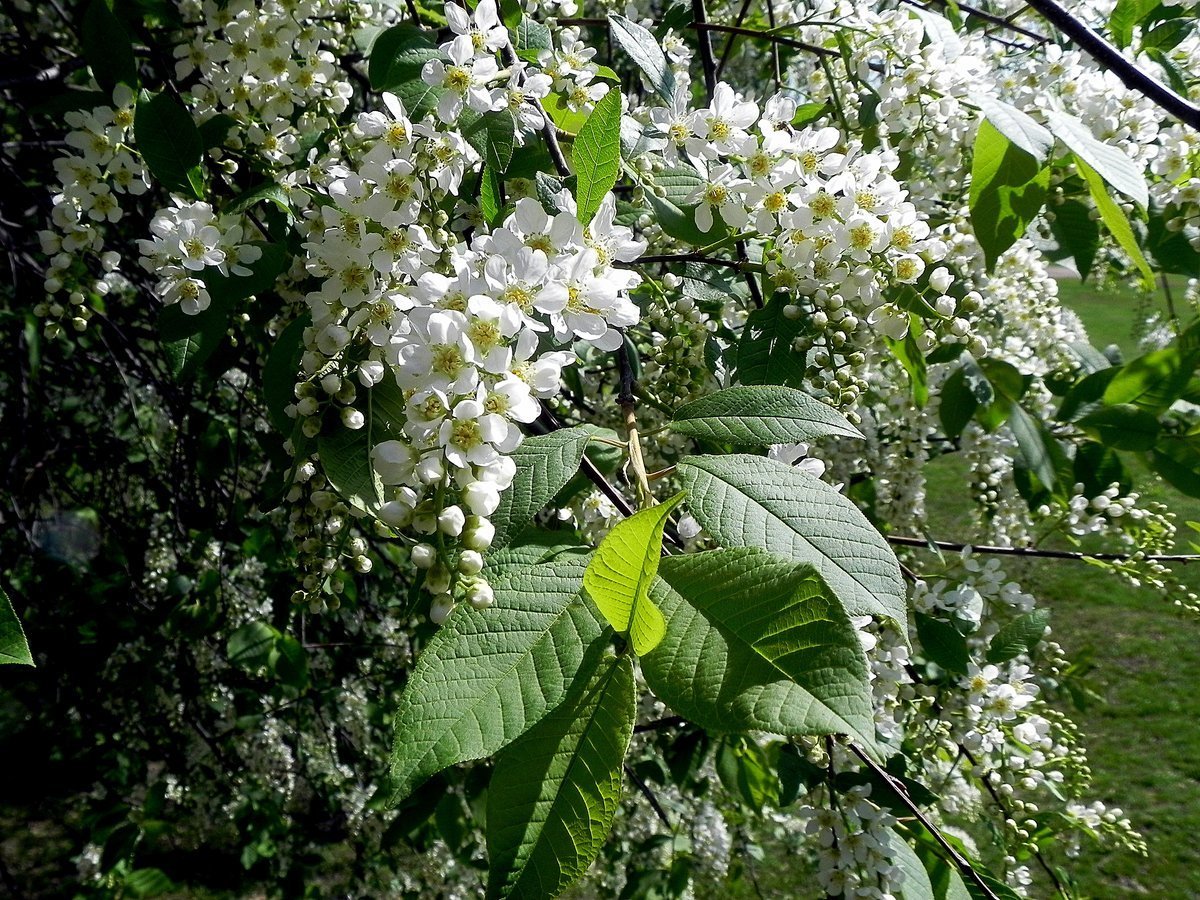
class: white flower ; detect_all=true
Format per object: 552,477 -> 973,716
422,36 -> 503,123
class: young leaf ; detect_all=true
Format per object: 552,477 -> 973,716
390,556 -> 607,804
480,164 -> 503,226
1045,109 -> 1149,209
969,119 -> 1049,270
0,588 -> 34,666
1102,343 -> 1198,413
82,0 -> 137,92
486,654 -> 635,899
583,492 -> 684,655
368,23 -> 441,91
669,385 -> 863,445
1109,0 -> 1159,47
641,548 -> 883,759
986,609 -> 1051,664
677,455 -> 906,624
1075,156 -> 1154,289
135,91 -> 204,199
572,89 -> 623,224
489,428 -> 593,554
608,14 -> 676,102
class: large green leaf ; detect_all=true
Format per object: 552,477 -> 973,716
970,95 -> 1053,163
1075,157 -> 1153,289
1103,343 -> 1198,413
82,0 -> 137,92
135,91 -> 204,199
583,493 -> 684,656
486,654 -> 635,899
490,428 -> 593,554
1046,109 -> 1148,209
641,548 -> 882,758
1109,0 -> 1159,47
390,556 -> 606,803
608,14 -> 675,102
969,119 -> 1049,271
736,296 -> 807,388
0,588 -> 34,666
677,455 -> 906,623
572,89 -> 622,224
669,385 -> 862,445
368,23 -> 441,91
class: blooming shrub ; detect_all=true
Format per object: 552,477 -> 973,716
2,0 -> 1199,897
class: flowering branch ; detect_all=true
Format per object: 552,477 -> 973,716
688,20 -> 838,58
1023,0 -> 1200,130
847,743 -> 1003,900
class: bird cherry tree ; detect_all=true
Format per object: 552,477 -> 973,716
2,0 -> 1199,897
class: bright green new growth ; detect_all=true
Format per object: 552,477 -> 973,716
389,554 -> 606,804
642,548 -> 883,759
486,654 -> 635,900
669,385 -> 864,445
572,89 -> 622,225
582,491 -> 684,656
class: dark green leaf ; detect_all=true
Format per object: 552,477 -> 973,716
368,23 -> 441,91
135,91 -> 204,198
969,120 -> 1048,270
986,609 -> 1050,664
0,588 -> 34,666
490,428 -> 593,554
82,0 -> 137,91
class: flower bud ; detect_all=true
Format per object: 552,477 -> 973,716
458,550 -> 484,575
429,594 -> 455,625
411,543 -> 437,569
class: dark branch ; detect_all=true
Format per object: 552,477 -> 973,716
688,21 -> 837,58
887,534 -> 1200,564
1023,0 -> 1200,130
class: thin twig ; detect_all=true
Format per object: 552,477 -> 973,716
689,21 -> 837,58
887,534 -> 1200,564
625,763 -> 672,827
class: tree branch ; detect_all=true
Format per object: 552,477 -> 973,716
887,534 -> 1200,564
1023,0 -> 1200,130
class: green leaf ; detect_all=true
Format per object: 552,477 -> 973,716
1103,344 -> 1198,413
82,0 -> 137,92
583,492 -> 684,655
986,609 -> 1051,664
969,120 -> 1049,270
390,556 -> 606,803
890,830 -> 936,900
885,321 -> 929,406
263,316 -> 309,434
915,614 -> 969,674
1046,109 -> 1149,209
318,423 -> 384,514
368,23 -> 441,91
1007,403 -> 1060,491
0,588 -> 34,666
1151,436 -> 1200,497
513,17 -> 552,51
1078,403 -> 1160,450
462,110 -> 518,174
669,385 -> 863,445
677,455 -> 906,623
1048,199 -> 1101,278
480,164 -> 503,226
971,95 -> 1053,163
227,621 -> 279,669
486,654 -> 635,899
391,78 -> 444,121
646,167 -> 729,246
572,89 -> 623,224
1075,156 -> 1154,289
608,14 -> 675,102
490,428 -> 593,554
641,548 -> 882,758
159,296 -> 230,380
736,296 -> 807,388
716,737 -> 778,811
124,868 -> 175,898
939,364 -> 983,439
135,91 -> 204,199
1109,0 -> 1159,47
